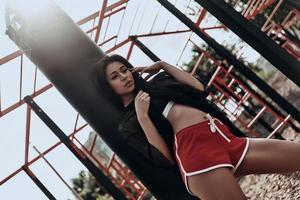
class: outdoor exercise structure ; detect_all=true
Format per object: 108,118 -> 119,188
1,0 -> 299,199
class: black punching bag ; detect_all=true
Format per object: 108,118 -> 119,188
5,0 -> 198,199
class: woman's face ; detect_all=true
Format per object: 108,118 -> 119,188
106,61 -> 135,96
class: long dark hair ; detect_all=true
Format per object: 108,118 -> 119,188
93,54 -> 245,168
93,54 -> 211,162
93,54 -> 139,110
93,54 -> 209,111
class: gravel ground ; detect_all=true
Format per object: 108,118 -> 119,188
238,126 -> 300,200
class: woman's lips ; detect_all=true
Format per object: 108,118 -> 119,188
125,81 -> 133,87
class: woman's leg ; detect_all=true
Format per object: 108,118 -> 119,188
234,138 -> 300,177
187,167 -> 247,200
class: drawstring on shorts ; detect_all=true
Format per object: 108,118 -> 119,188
206,113 -> 231,142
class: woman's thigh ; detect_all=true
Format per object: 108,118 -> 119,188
187,167 -> 247,200
234,138 -> 300,177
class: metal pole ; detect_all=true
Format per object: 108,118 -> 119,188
22,166 -> 56,200
24,96 -> 127,200
193,0 -> 300,87
156,0 -> 300,123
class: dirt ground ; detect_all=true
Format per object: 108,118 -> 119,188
238,126 -> 300,200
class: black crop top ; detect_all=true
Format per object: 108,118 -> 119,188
118,71 -> 245,168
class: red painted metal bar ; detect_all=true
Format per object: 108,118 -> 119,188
195,8 -> 207,26
126,40 -> 135,60
233,0 -> 300,61
71,113 -> 80,141
98,35 -> 117,47
218,66 -> 290,124
76,0 -> 129,26
94,0 -> 128,43
245,0 -> 276,19
77,11 -> 99,26
89,132 -> 97,153
33,146 -> 84,200
189,39 -> 221,65
0,37 -> 146,198
217,68 -> 284,124
282,9 -> 299,29
22,166 -> 56,199
105,38 -> 131,54
133,29 -> 191,38
191,41 -> 295,130
208,85 -> 260,137
85,26 -> 98,35
209,66 -> 291,138
104,6 -> 126,18
72,136 -> 139,200
264,22 -> 300,61
267,114 -> 291,138
74,135 -> 146,198
1,6 -> 149,195
2,1 -> 298,199
262,0 -> 284,30
106,0 -> 129,12
108,156 -> 145,191
94,0 -> 109,44
241,0 -> 254,16
0,123 -> 87,186
0,82 -> 1,112
0,84 -> 53,117
89,18 -> 96,39
19,54 -> 23,101
101,11 -> 112,46
0,50 -> 23,65
24,104 -> 31,164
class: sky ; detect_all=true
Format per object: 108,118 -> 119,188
0,0 -> 262,199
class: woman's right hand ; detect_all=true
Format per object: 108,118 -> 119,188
129,61 -> 163,76
135,90 -> 150,121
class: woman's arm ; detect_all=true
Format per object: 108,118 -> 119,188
160,61 -> 205,91
118,119 -> 175,168
137,115 -> 175,165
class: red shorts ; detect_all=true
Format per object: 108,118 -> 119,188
173,118 -> 250,196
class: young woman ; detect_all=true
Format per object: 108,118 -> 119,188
95,54 -> 300,200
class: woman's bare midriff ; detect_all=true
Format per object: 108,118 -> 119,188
166,102 -> 209,134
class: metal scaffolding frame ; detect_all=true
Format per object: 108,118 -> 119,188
1,0 -> 299,199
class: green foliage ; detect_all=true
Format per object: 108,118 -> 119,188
70,170 -> 112,200
183,41 -> 264,85
226,0 -> 299,31
249,2 -> 294,28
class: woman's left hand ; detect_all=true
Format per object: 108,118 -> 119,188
129,61 -> 164,75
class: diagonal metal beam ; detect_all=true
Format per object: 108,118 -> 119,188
22,166 -> 56,200
24,96 -> 127,200
194,0 -> 300,87
156,0 -> 300,123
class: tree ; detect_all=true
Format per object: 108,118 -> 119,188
70,170 -> 113,200
225,0 -> 299,39
182,42 -> 263,85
